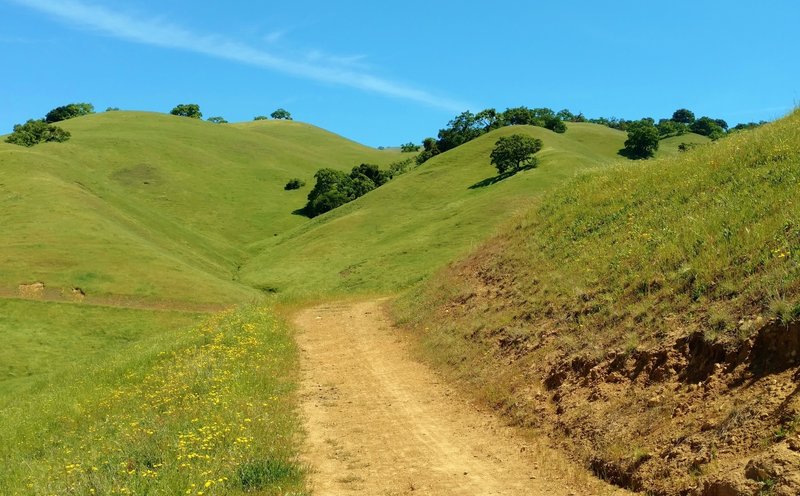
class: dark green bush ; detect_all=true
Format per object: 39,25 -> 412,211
400,142 -> 420,152
45,103 -> 94,123
5,119 -> 71,147
284,178 -> 305,190
170,104 -> 202,119
304,163 -> 391,217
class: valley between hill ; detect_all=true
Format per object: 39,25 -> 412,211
2,108 -> 798,495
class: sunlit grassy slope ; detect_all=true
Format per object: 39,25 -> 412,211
398,110 -> 800,353
0,111 -> 401,303
242,123 -> 637,297
0,110 -> 719,494
0,304 -> 303,495
0,299 -> 202,403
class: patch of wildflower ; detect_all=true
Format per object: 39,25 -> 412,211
2,305 -> 304,495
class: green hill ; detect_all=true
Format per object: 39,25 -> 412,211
1,111 -> 400,494
0,111 -> 401,303
0,108 -> 748,494
241,122 -> 630,297
394,111 -> 800,494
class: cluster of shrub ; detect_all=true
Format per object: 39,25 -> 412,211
302,164 -> 391,217
415,106 -> 568,164
170,103 -> 293,123
287,157 -> 416,217
5,102 -> 95,147
620,108 -> 765,159
406,106 -> 769,164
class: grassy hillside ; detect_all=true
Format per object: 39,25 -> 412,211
0,111 -> 401,302
394,111 -> 800,494
0,112 -> 400,494
0,108 -> 735,494
0,299 -> 203,402
242,122 -> 629,298
0,304 -> 303,495
657,132 -> 710,157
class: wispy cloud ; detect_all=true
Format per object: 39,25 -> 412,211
10,0 -> 466,111
262,29 -> 287,44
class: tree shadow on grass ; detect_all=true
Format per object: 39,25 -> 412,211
617,147 -> 650,160
291,206 -> 311,218
469,164 -> 537,189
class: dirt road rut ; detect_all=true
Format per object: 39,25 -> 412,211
295,300 -> 628,495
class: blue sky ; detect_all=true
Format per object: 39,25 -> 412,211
1,0 -> 797,146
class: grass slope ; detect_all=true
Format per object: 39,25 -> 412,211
0,110 -> 723,493
242,123 -> 628,298
394,111 -> 800,494
0,111 -> 400,302
0,299 -> 203,403
0,112 -> 399,494
0,304 -> 303,495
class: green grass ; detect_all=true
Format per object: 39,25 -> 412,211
657,132 -> 711,158
241,122 -> 629,298
0,107 -> 756,494
1,111 -> 403,494
0,299 -> 203,403
398,109 -> 800,355
0,304 -> 304,495
0,111 -> 401,302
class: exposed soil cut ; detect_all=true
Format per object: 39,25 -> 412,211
412,257 -> 800,496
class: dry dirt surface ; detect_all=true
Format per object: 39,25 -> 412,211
294,300 -> 630,496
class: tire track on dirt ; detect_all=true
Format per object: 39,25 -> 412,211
295,299 -> 629,495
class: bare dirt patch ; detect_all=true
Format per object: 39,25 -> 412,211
294,300 -> 628,495
18,281 -> 45,299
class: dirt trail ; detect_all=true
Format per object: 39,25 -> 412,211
295,300 -> 629,495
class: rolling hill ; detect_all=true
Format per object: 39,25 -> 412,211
241,122 -> 654,297
0,108 -> 726,494
0,111 -> 402,303
394,110 -> 800,494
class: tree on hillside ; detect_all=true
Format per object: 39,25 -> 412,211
304,163 -> 393,217
416,137 -> 440,164
352,163 -> 391,187
730,121 -> 767,132
690,117 -> 725,140
207,116 -> 228,124
170,104 -> 202,119
400,142 -> 420,152
475,108 -> 500,131
45,103 -> 95,123
499,106 -> 536,126
656,119 -> 688,138
622,120 -> 660,159
253,115 -> 269,121
672,108 -> 696,124
5,119 -> 71,147
437,111 -> 484,151
544,115 -> 567,133
305,168 -> 356,217
557,109 -> 576,121
490,134 -> 543,174
270,108 -> 292,120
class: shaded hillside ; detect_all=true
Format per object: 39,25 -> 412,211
242,123 -> 629,297
395,111 -> 800,495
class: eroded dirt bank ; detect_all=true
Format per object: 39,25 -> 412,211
294,300 -> 628,495
399,258 -> 800,496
